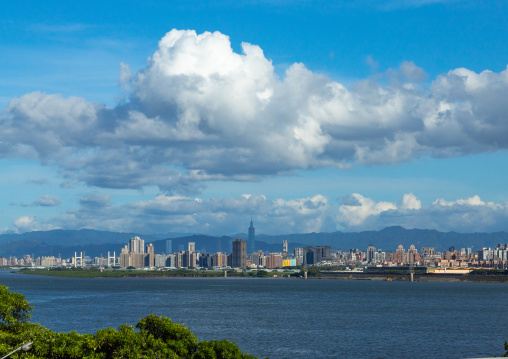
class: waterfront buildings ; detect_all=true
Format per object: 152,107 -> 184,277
366,245 -> 376,263
282,240 -> 288,257
129,236 -> 145,254
146,243 -> 155,268
119,236 -> 156,268
267,253 -> 283,269
303,246 -> 332,265
232,238 -> 247,268
5,222 -> 508,271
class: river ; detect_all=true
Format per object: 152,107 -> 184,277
1,270 -> 507,358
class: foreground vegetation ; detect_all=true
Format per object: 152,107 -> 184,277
0,285 -> 259,358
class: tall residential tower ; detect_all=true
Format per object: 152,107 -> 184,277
232,238 -> 247,268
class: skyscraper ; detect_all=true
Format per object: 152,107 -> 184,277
366,245 -> 376,263
146,243 -> 155,267
248,219 -> 255,254
282,240 -> 288,255
129,236 -> 145,253
232,238 -> 247,268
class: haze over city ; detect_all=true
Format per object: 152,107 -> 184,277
2,0 -> 508,236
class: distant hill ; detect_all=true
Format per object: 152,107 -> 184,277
0,229 -> 174,258
1,226 -> 508,258
259,226 -> 508,252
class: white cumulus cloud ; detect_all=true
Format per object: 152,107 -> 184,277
2,29 -> 508,193
33,195 -> 61,207
13,216 -> 58,233
338,193 -> 397,226
337,193 -> 508,232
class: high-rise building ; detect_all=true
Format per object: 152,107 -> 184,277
190,252 -> 197,268
421,247 -> 435,258
267,253 -> 283,269
408,244 -> 419,264
119,245 -> 129,268
293,247 -> 304,266
129,236 -> 145,254
248,219 -> 255,254
121,238 -> 148,268
232,238 -> 247,267
130,253 -> 145,268
366,245 -> 376,263
166,254 -> 176,267
183,251 -> 191,267
303,246 -> 316,265
166,239 -> 172,254
213,252 -> 226,268
188,242 -> 195,253
155,254 -> 167,268
175,252 -> 184,268
315,246 -> 332,263
394,244 -> 407,264
199,253 -> 211,268
250,250 -> 264,267
282,240 -> 288,256
145,243 -> 155,267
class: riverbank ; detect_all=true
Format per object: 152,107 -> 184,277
15,268 -> 280,278
14,268 -> 508,282
312,272 -> 508,282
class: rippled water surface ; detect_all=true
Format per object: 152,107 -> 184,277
1,270 -> 507,359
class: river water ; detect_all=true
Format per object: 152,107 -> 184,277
1,270 -> 507,359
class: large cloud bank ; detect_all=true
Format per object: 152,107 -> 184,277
10,192 -> 508,235
2,29 -> 508,193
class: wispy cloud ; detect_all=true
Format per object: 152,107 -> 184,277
28,23 -> 92,34
18,195 -> 62,207
377,0 -> 458,10
27,178 -> 50,185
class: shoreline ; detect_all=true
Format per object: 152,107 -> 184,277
312,272 -> 508,282
13,269 -> 508,282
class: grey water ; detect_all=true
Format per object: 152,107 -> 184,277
1,271 -> 507,359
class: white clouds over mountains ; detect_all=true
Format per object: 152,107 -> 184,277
335,193 -> 506,232
11,192 -> 508,235
2,29 -> 508,193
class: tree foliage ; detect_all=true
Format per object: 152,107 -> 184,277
0,286 -> 258,359
0,285 -> 33,326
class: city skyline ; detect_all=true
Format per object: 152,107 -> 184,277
6,233 -> 506,271
2,1 -> 508,236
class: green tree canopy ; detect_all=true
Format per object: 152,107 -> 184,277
0,285 -> 32,325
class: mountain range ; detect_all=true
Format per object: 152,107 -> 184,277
1,226 -> 508,259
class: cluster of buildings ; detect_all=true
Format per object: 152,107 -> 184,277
0,254 -> 35,267
1,221 -> 508,270
113,231 -> 508,270
0,253 -> 112,268
351,243 -> 508,269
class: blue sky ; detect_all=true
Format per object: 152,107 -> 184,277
2,0 -> 508,235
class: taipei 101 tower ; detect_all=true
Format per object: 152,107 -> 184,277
248,219 -> 255,254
